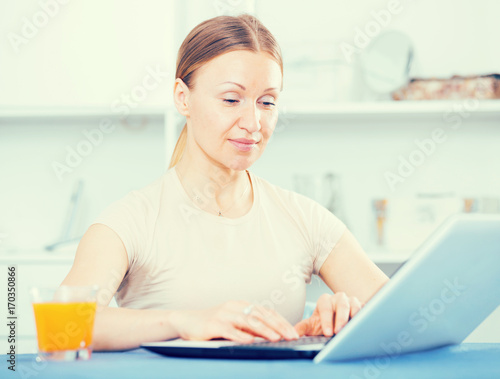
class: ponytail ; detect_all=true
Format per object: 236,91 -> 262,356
168,123 -> 187,168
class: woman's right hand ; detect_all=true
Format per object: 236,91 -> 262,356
169,301 -> 300,343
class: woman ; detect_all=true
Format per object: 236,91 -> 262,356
61,14 -> 389,351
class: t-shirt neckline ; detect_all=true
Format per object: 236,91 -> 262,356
169,166 -> 259,225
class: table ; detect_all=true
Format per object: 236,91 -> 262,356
2,343 -> 499,379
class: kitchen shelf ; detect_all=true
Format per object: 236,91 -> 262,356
281,100 -> 500,122
3,100 -> 500,117
0,107 -> 166,119
2,100 -> 499,121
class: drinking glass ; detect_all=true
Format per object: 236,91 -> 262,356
30,285 -> 99,361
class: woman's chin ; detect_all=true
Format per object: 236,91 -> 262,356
225,159 -> 254,172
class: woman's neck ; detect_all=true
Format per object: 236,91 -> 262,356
174,157 -> 252,218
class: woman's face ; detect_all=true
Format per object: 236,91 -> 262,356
176,50 -> 282,171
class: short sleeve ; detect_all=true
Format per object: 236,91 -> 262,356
290,193 -> 347,276
309,202 -> 347,275
90,191 -> 151,269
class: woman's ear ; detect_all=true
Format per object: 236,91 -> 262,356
173,78 -> 190,117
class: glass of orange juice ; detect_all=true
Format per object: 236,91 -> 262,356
30,285 -> 99,361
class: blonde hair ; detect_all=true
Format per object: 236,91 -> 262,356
168,13 -> 283,169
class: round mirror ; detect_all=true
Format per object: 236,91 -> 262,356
361,30 -> 414,94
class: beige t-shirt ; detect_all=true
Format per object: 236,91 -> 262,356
92,167 -> 346,325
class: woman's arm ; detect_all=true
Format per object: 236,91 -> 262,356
318,228 -> 389,303
60,224 -> 179,351
295,229 -> 389,337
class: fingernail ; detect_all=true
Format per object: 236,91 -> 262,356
325,327 -> 333,336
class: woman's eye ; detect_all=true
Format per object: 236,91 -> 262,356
222,99 -> 276,107
263,101 -> 276,107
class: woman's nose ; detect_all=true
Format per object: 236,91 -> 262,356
239,103 -> 261,133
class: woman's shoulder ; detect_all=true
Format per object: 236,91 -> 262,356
251,172 -> 318,210
128,172 -> 170,202
102,170 -> 172,216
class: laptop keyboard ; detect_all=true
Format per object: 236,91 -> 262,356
236,335 -> 333,348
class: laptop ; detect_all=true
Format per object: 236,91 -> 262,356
141,213 -> 500,362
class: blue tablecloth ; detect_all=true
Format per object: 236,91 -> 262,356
3,343 -> 500,379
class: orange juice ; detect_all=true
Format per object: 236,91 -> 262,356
32,302 -> 97,352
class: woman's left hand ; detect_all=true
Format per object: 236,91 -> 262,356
294,293 -> 364,337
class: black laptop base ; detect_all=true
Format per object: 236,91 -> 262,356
143,344 -> 320,360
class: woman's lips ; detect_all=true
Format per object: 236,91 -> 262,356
229,140 -> 257,152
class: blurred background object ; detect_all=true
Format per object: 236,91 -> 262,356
320,172 -> 349,228
392,74 -> 500,100
384,193 -> 462,252
279,39 -> 364,104
372,193 -> 500,252
372,199 -> 387,246
45,179 -> 84,253
292,172 -> 349,227
463,196 -> 500,213
361,30 -> 414,100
